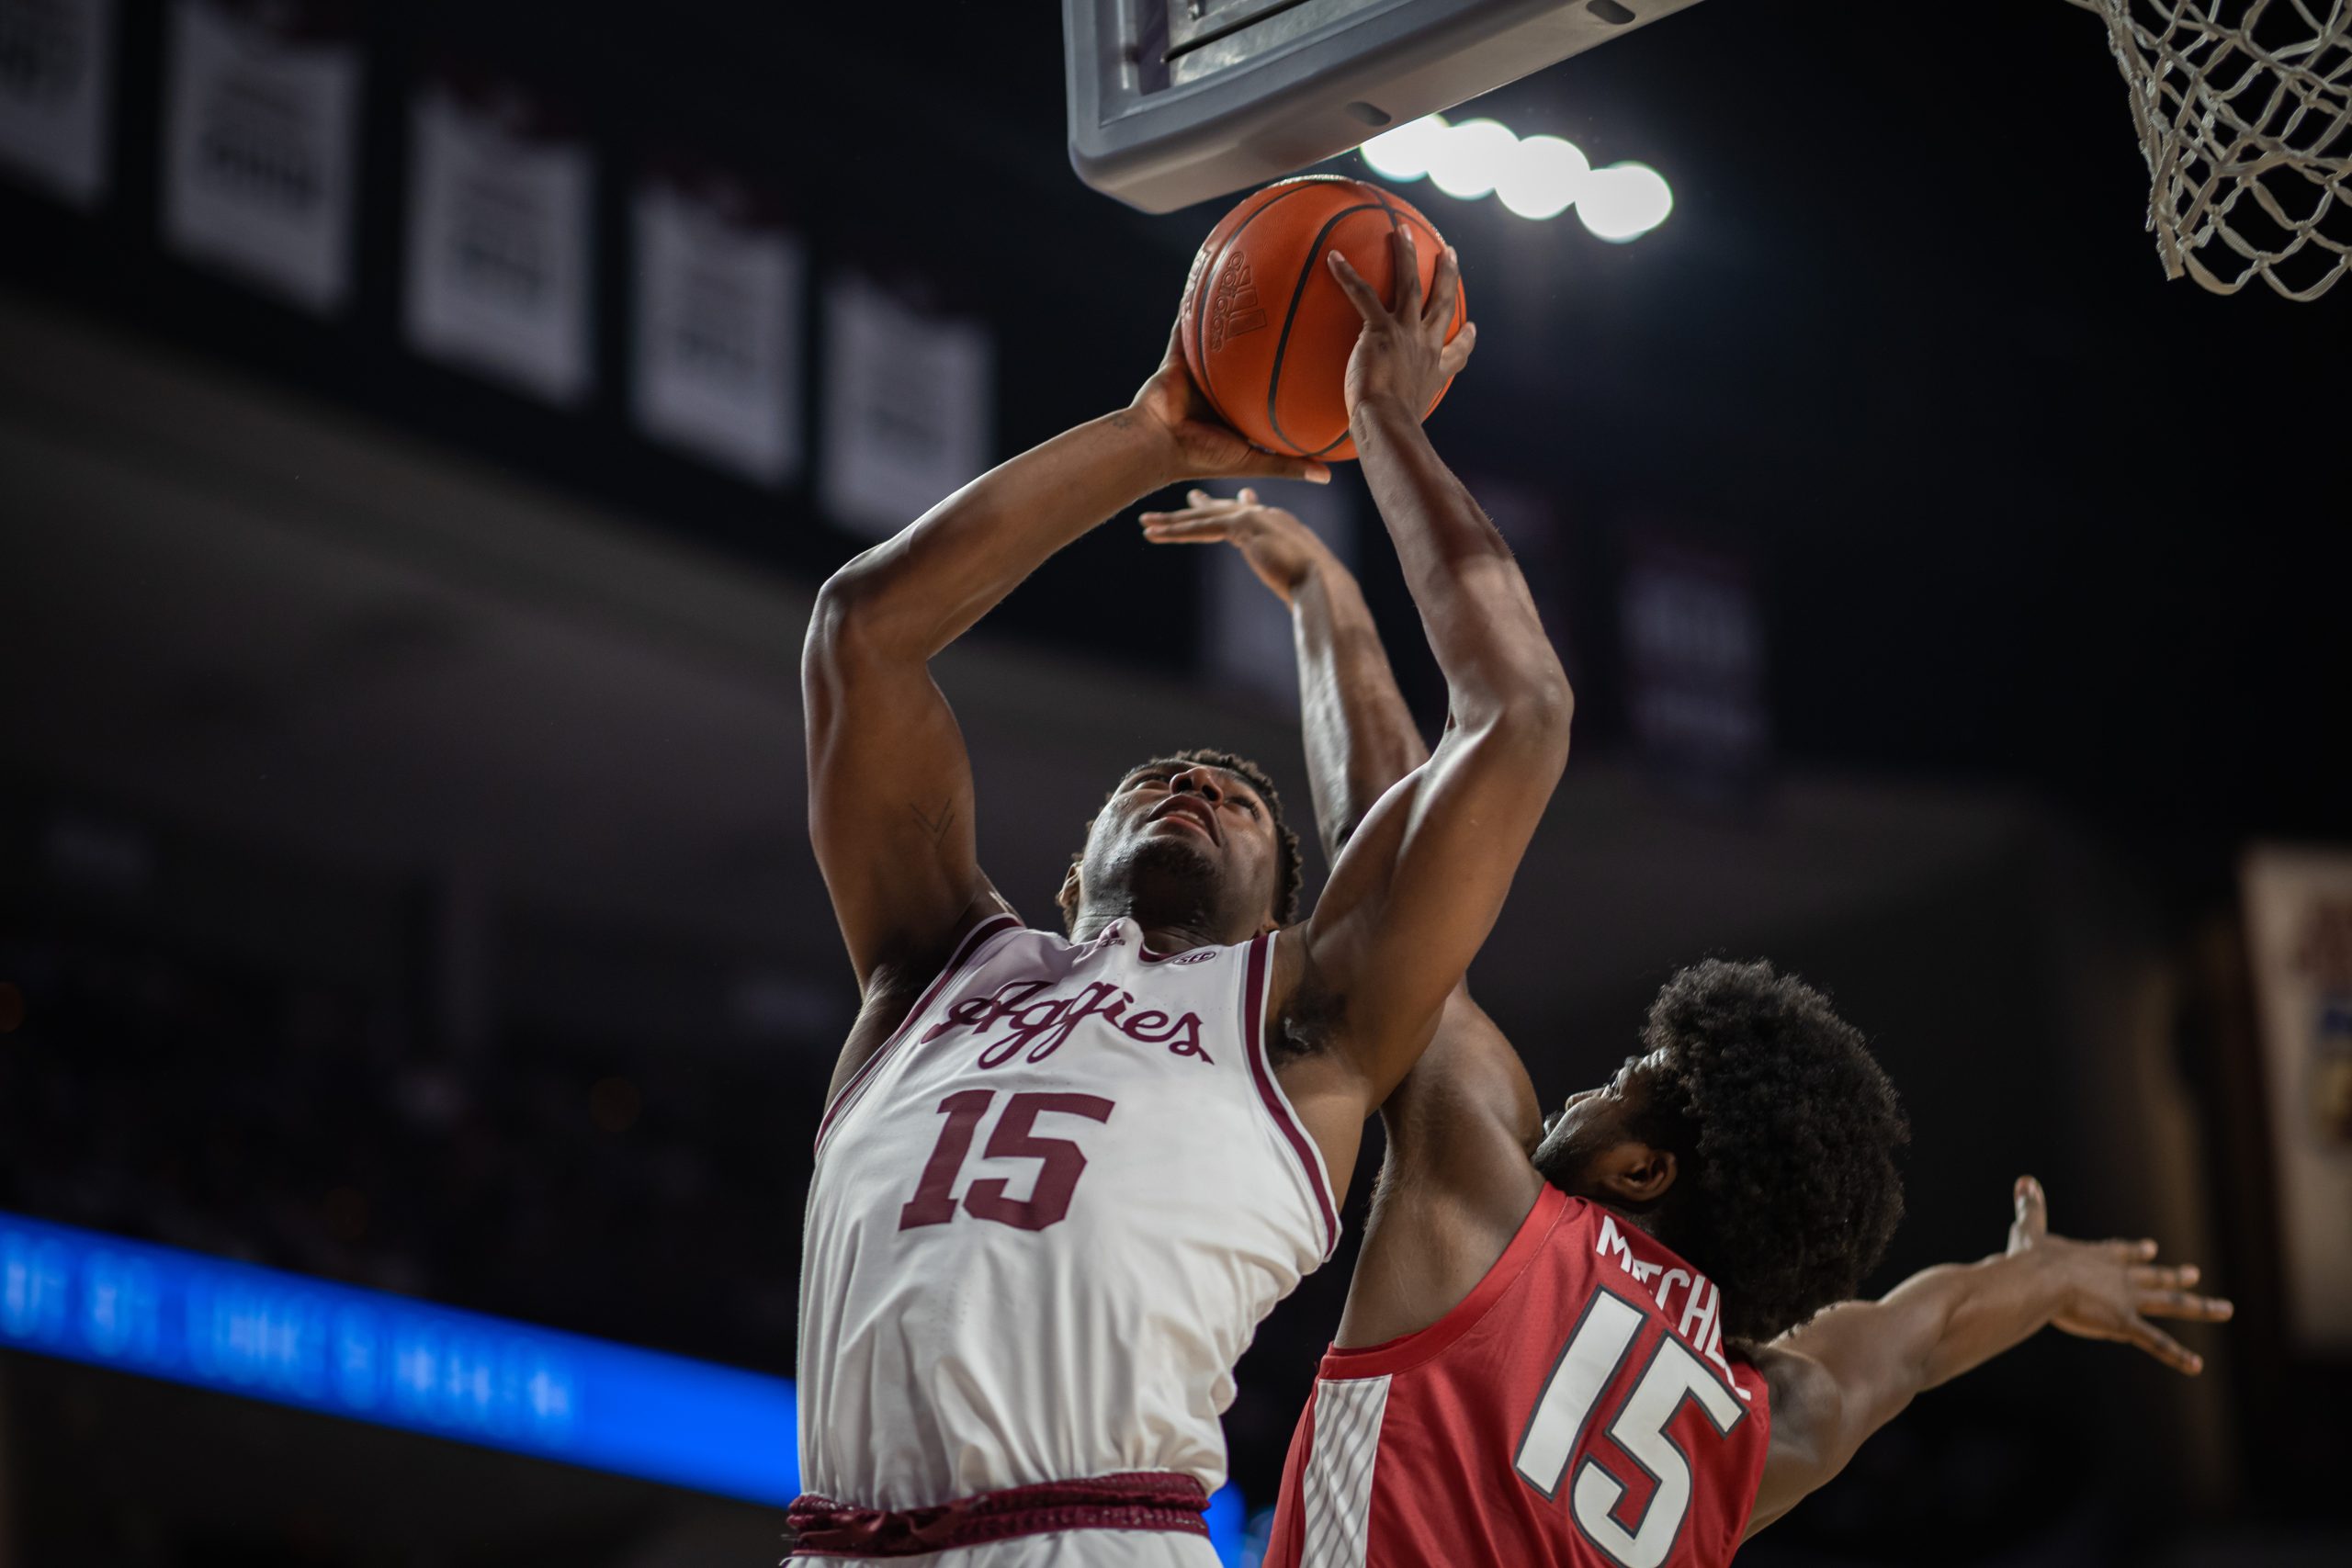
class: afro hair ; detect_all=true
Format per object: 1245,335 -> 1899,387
1631,958 -> 1910,1345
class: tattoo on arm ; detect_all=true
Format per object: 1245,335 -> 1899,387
909,800 -> 956,843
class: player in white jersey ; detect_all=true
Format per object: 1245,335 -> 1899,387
793,238 -> 1571,1562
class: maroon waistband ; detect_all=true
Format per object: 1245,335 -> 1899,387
786,1472 -> 1209,1558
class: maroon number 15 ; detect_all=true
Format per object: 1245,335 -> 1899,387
898,1089 -> 1115,1233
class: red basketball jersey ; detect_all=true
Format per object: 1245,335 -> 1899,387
1266,1185 -> 1770,1568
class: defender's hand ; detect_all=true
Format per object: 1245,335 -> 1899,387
1129,323 -> 1333,487
1139,488 -> 1339,606
1327,231 -> 1476,425
2007,1176 -> 2233,1374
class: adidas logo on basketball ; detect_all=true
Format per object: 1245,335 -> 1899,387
1207,255 -> 1268,351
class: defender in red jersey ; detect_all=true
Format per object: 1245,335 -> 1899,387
1143,495 -> 2236,1567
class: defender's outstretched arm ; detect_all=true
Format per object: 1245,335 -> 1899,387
1139,490 -> 1420,863
805,329 -> 1325,1089
1744,1177 -> 2233,1539
1248,234 -> 1572,1177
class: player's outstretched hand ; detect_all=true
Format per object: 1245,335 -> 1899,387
2006,1175 -> 2233,1374
1139,489 -> 1337,606
1327,230 -> 1475,426
1130,323 -> 1333,487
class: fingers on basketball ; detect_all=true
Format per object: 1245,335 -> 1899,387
1189,179 -> 1457,459
1328,251 -> 1379,321
1391,227 -> 1423,317
1427,244 -> 1461,329
1248,453 -> 1332,484
1440,321 -> 1477,377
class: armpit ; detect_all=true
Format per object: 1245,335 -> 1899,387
1271,968 -> 1348,1065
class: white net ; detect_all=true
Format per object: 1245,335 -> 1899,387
2066,1 -> 2352,299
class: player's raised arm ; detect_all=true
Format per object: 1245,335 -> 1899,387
803,329 -> 1328,1024
1140,492 -> 1542,1143
1743,1176 -> 2233,1540
1143,491 -> 1547,1332
1262,231 -> 1572,1163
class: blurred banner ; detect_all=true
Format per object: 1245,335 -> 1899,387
631,163 -> 805,487
1621,532 -> 1768,804
162,0 -> 361,312
0,1209 -> 803,1504
404,69 -> 594,404
0,0 -> 115,206
1203,480 -> 1355,711
820,274 -> 991,538
2241,845 -> 2352,1354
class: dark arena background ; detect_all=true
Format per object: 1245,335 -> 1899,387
3,2 -> 2349,1565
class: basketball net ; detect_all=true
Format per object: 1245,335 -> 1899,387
2066,0 -> 2352,299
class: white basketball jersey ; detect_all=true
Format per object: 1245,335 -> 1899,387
797,914 -> 1339,1510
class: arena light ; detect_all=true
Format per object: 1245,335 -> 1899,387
1496,134 -> 1590,220
1426,117 -> 1518,199
1359,114 -> 1450,182
1577,161 -> 1675,243
1359,119 -> 1668,237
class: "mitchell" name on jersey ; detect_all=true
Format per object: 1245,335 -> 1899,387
1594,1213 -> 1747,1395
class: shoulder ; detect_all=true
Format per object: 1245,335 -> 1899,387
871,902 -> 1027,995
830,906 -> 1026,1089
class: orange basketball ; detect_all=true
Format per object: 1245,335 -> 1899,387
1179,175 -> 1464,463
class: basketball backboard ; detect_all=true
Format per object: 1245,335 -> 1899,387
1064,0 -> 1706,213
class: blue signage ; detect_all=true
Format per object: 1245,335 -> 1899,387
0,1208 -> 798,1501
0,1211 -> 1247,1559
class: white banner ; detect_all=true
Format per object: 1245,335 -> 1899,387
404,80 -> 594,405
631,174 -> 804,487
162,0 -> 360,312
819,276 -> 990,538
1204,479 -> 1356,710
0,0 -> 114,206
2242,844 -> 2352,1353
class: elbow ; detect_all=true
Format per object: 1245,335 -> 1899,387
805,552 -> 920,674
1479,668 -> 1575,770
802,571 -> 865,684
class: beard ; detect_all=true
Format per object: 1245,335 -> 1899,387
1532,1114 -> 1611,1195
1093,829 -> 1224,929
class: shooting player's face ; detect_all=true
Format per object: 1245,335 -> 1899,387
1077,762 -> 1281,937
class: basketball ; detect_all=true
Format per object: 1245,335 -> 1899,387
1180,175 -> 1466,462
